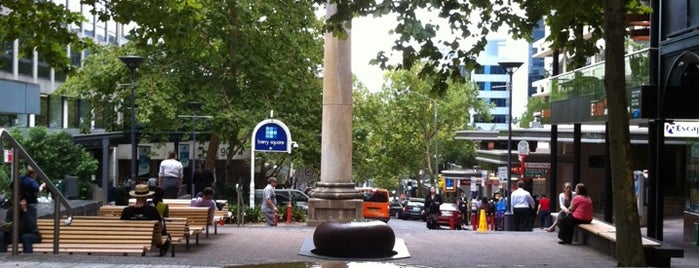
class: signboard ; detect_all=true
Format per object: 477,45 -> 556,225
444,178 -> 455,192
665,121 -> 699,138
253,120 -> 292,153
3,149 -> 11,163
517,140 -> 530,156
497,166 -> 507,180
138,145 -> 151,176
178,144 -> 190,168
250,116 -> 294,207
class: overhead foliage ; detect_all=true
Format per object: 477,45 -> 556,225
352,64 -> 486,195
58,0 -> 325,189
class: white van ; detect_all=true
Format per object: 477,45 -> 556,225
254,188 -> 309,210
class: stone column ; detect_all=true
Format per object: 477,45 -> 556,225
307,3 -> 362,227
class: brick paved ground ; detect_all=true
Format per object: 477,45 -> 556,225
0,218 -> 696,268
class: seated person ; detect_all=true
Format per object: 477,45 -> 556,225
190,187 -> 216,225
121,184 -> 169,255
121,184 -> 162,221
1,198 -> 41,253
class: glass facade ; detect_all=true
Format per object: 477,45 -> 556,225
688,143 -> 699,213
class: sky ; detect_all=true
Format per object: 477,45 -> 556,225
348,13 -> 529,95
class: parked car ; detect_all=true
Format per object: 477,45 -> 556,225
436,203 -> 462,229
357,188 -> 391,222
399,201 -> 425,220
254,188 -> 309,210
389,199 -> 406,218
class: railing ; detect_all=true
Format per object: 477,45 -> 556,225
546,48 -> 650,102
0,128 -> 72,255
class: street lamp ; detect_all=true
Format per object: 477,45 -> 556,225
119,55 -> 144,183
406,91 -> 439,190
179,101 -> 212,197
498,60 -> 523,231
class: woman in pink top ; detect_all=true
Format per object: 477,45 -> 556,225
557,183 -> 593,244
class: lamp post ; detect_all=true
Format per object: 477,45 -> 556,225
119,56 -> 144,183
406,91 -> 439,191
179,101 -> 212,197
498,60 -> 523,231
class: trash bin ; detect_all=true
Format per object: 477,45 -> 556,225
64,176 -> 79,199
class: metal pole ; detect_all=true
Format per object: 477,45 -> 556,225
130,69 -> 137,182
506,72 -> 513,213
434,99 -> 438,186
191,115 -> 196,197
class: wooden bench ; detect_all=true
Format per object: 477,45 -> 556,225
99,205 -> 209,243
167,207 -> 211,240
129,198 -> 230,234
71,216 -> 183,256
550,212 -> 684,267
8,218 -> 163,256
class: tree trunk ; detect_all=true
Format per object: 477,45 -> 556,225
603,0 -> 646,266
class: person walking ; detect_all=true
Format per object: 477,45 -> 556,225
510,181 -> 535,231
19,166 -> 45,219
261,177 -> 278,226
158,151 -> 184,199
556,183 -> 593,244
193,162 -> 215,196
424,187 -> 443,229
537,193 -> 551,229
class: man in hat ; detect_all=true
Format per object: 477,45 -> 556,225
120,184 -> 161,221
20,166 -> 45,219
120,184 -> 170,256
261,177 -> 278,226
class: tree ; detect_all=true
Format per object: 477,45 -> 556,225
352,64 -> 486,196
58,1 -> 325,192
322,0 -> 648,265
0,128 -> 98,199
0,1 -> 90,73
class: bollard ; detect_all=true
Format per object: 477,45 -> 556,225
286,201 -> 292,224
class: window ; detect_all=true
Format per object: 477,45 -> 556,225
49,95 -> 63,128
493,115 -> 507,123
491,82 -> 507,91
491,98 -> 507,107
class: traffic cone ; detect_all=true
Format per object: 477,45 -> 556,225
478,209 -> 487,232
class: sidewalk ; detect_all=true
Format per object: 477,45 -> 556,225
0,219 -> 696,268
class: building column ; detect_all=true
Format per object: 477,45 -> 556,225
306,3 -> 362,227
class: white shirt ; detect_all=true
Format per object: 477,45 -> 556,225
510,188 -> 535,209
159,159 -> 183,178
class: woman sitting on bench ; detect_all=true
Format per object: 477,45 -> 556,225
556,183 -> 593,244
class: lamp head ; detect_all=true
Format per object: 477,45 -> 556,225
186,101 -> 203,112
119,56 -> 145,69
498,61 -> 524,74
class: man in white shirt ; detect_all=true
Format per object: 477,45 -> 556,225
510,181 -> 535,231
261,177 -> 278,226
158,151 -> 184,198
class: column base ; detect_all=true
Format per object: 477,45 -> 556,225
307,198 -> 363,227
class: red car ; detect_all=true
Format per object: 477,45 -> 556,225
436,203 -> 462,230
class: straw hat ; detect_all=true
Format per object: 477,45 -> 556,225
129,184 -> 154,198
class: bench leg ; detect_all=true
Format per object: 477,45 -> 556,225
171,244 -> 175,257
196,233 -> 200,245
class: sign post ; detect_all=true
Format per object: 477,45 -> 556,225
249,112 -> 293,207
